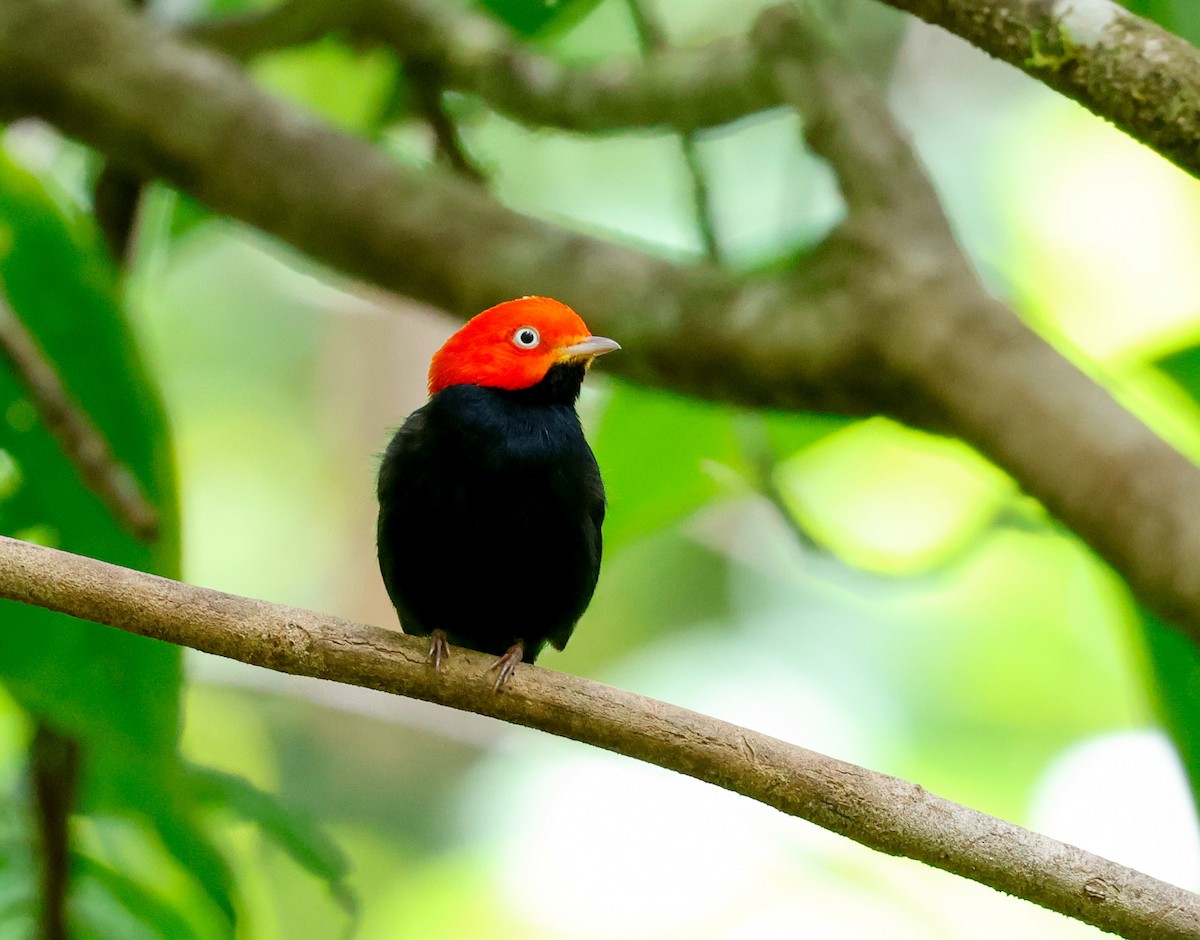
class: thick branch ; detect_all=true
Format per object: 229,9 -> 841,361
877,0 -> 1200,180
0,290 -> 158,541
757,4 -> 1200,644
0,0 -> 879,412
0,535 -> 1196,940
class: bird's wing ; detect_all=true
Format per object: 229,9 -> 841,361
547,452 -> 606,653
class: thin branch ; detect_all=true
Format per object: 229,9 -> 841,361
401,57 -> 486,182
30,722 -> 80,940
678,135 -> 721,261
0,535 -> 1196,940
0,290 -> 158,541
623,0 -> 721,262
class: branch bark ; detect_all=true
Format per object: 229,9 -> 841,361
876,0 -> 1200,181
0,535 -> 1195,940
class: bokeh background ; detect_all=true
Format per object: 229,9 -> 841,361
3,0 -> 1200,937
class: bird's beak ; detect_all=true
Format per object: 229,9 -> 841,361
559,335 -> 621,360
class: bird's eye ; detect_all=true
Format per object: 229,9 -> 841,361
512,326 -> 541,349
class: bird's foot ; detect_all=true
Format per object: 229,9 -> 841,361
428,629 -> 450,671
489,642 -> 524,691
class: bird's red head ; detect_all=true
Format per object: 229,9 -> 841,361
428,296 -> 620,395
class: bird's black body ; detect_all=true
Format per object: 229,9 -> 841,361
376,363 -> 605,662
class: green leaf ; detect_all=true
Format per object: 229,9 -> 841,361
252,40 -> 400,134
761,410 -> 853,461
150,801 -> 238,925
166,191 -> 214,242
75,854 -> 199,940
476,0 -> 606,37
1121,0 -> 1200,45
0,149 -> 180,748
0,150 -> 238,924
1167,0 -> 1200,45
1157,341 -> 1200,396
771,420 -> 1012,574
1138,608 -> 1200,809
591,380 -> 745,551
189,766 -> 356,920
208,0 -> 274,13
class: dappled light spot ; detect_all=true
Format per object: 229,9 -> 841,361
4,398 -> 35,433
0,449 -> 19,501
772,418 -> 1011,575
12,524 -> 57,548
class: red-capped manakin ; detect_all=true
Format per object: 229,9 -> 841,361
376,297 -> 619,688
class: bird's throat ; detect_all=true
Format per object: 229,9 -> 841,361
501,361 -> 588,406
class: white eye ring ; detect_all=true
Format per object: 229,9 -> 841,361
512,326 -> 541,349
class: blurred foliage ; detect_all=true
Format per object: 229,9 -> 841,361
1141,609 -> 1200,808
0,149 -> 226,929
593,382 -> 749,551
0,149 -> 349,932
477,0 -> 607,37
0,0 -> 1199,936
252,41 -> 399,134
1123,0 -> 1200,45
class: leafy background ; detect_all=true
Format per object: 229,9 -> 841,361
1,0 -> 1199,937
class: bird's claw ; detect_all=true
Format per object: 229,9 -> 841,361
488,642 -> 524,691
428,629 -> 450,671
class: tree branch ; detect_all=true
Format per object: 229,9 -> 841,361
0,535 -> 1196,940
876,0 -> 1200,181
187,0 -> 781,132
365,0 -> 779,132
185,0 -> 1200,182
624,0 -> 722,262
753,6 -> 948,221
368,0 -> 770,131
401,56 -> 486,182
29,722 -> 80,940
191,0 -> 1200,189
0,288 -> 158,541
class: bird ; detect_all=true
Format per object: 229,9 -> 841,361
376,296 -> 619,689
